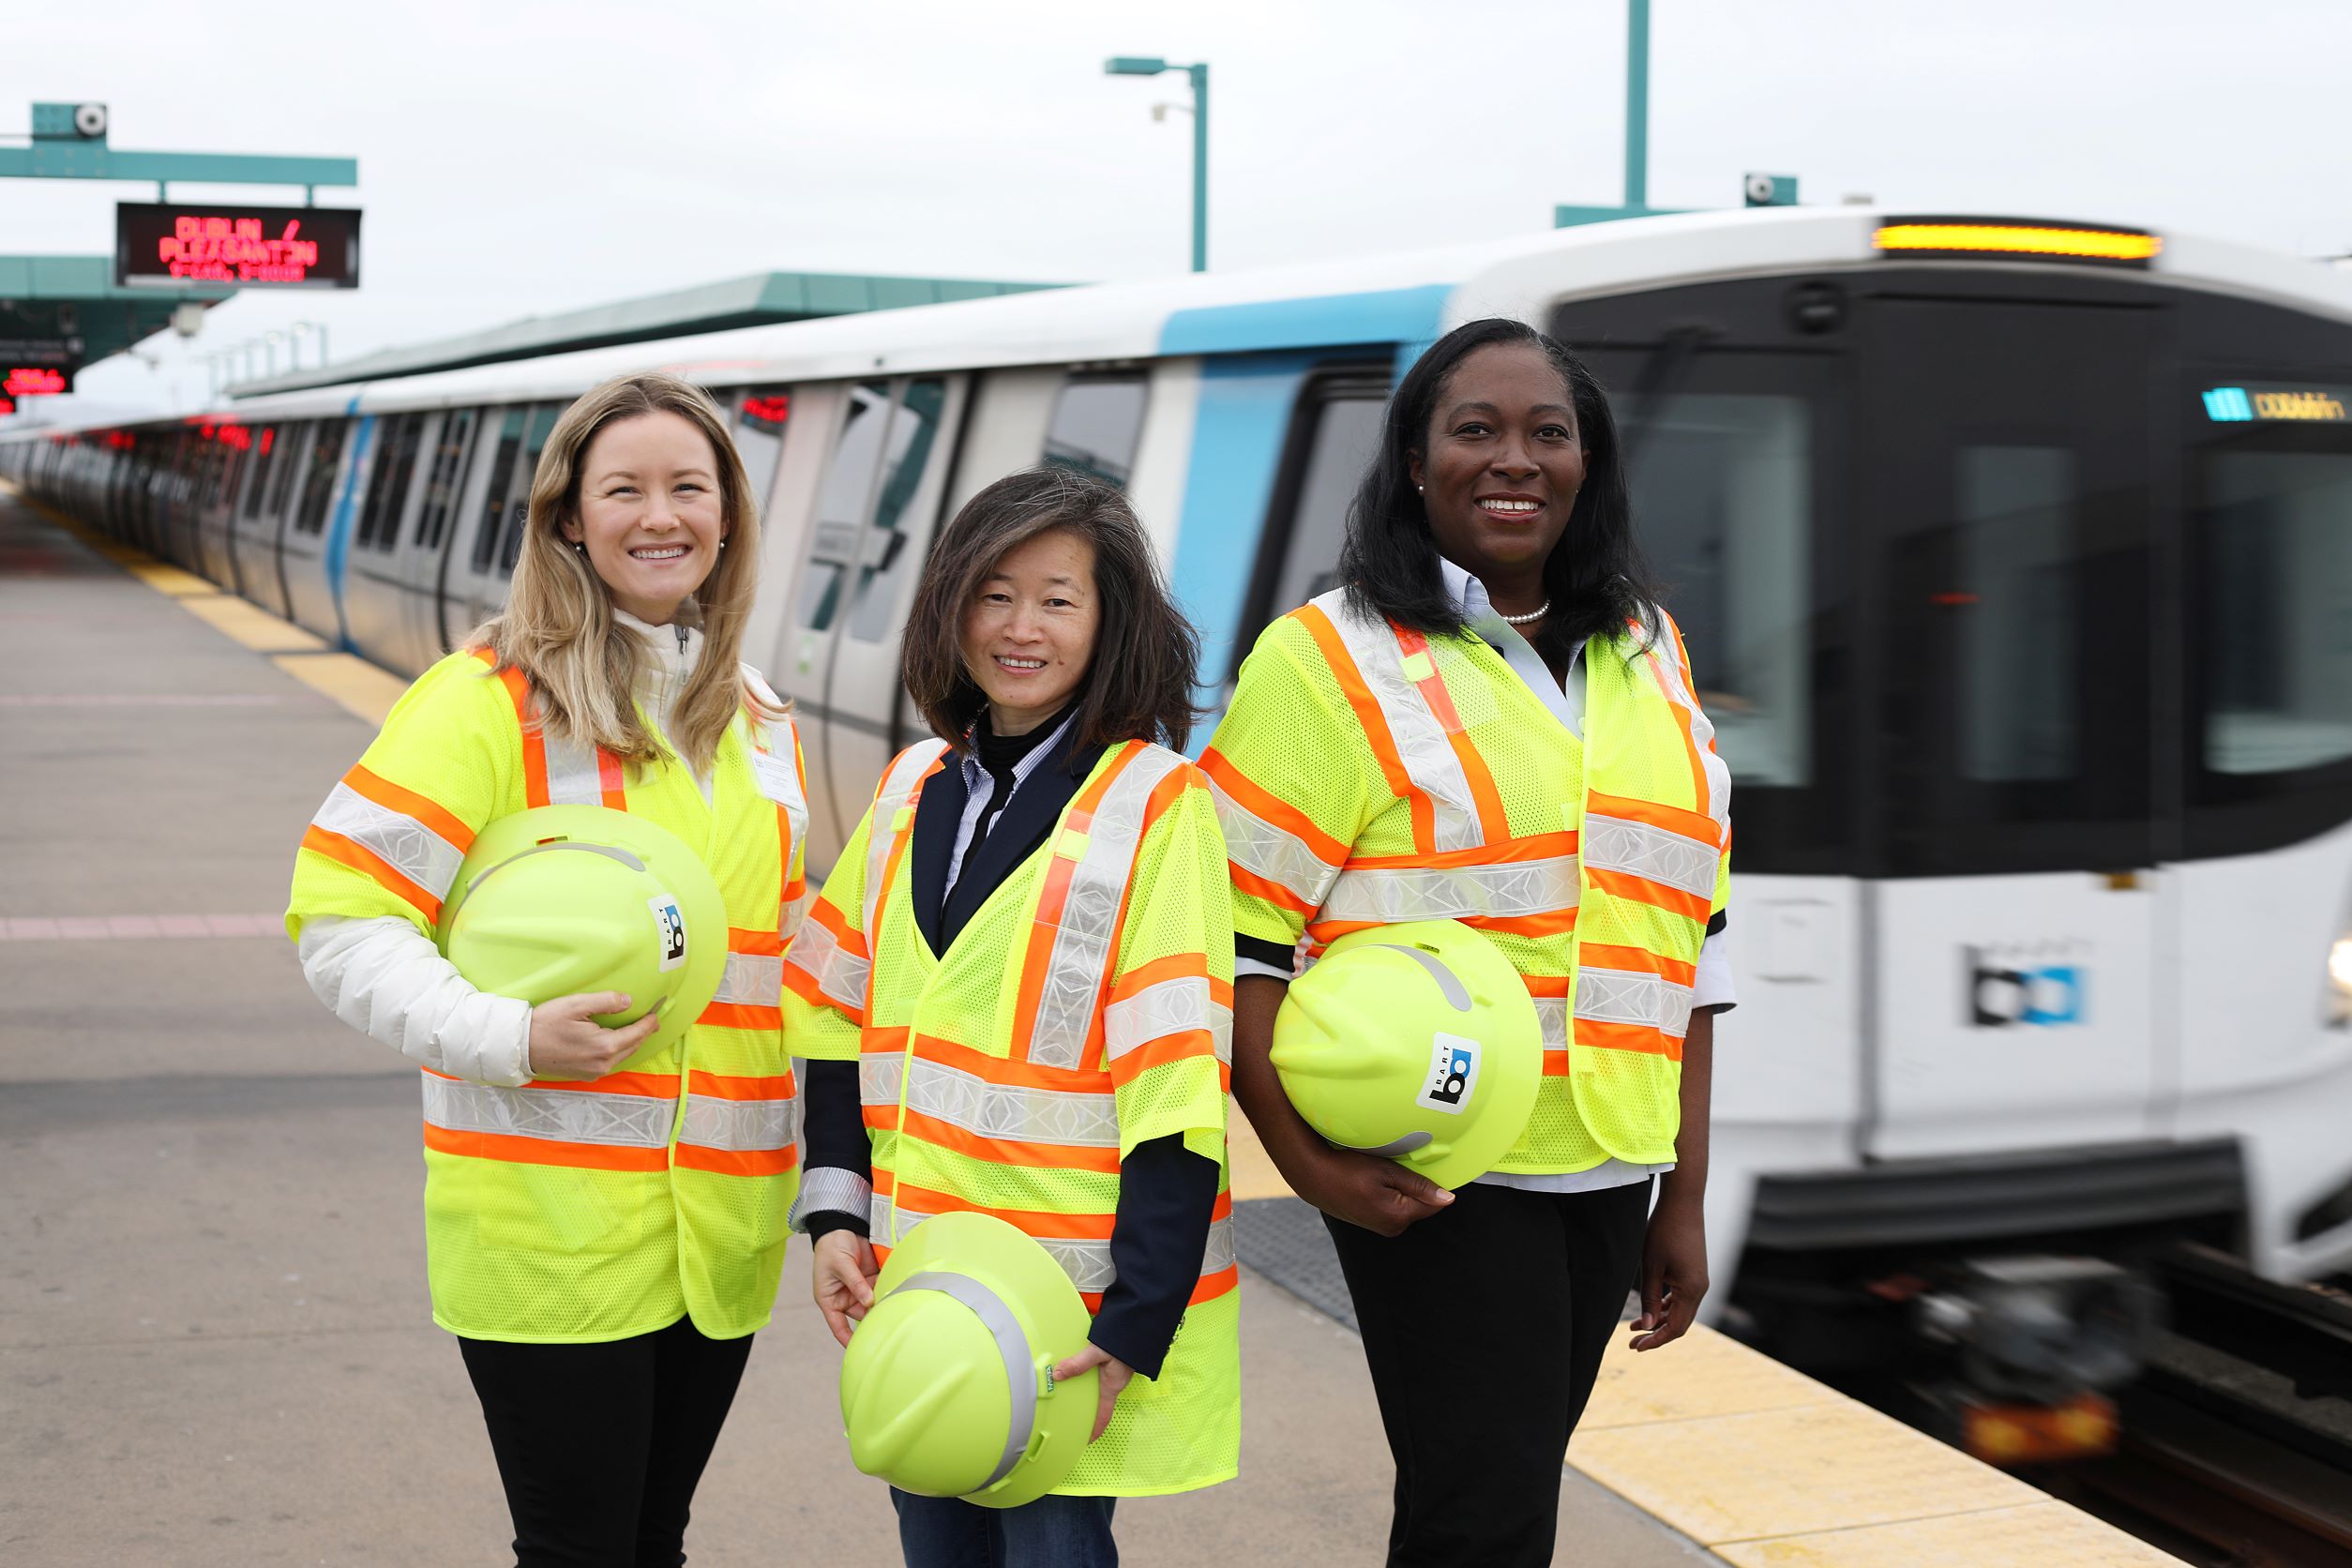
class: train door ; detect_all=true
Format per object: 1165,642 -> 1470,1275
403,407 -> 478,663
777,376 -> 962,853
1859,295 -> 2163,1158
344,411 -> 431,671
439,402 -> 562,650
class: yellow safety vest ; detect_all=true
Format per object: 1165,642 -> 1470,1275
783,737 -> 1240,1497
1204,589 -> 1730,1168
287,647 -> 809,1342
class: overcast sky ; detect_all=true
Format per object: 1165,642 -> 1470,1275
7,0 -> 2346,416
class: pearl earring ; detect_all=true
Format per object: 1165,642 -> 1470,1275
570,540 -> 585,554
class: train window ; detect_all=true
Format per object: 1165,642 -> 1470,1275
497,404 -> 565,573
732,386 -> 792,513
1041,374 -> 1148,488
797,383 -> 891,633
1232,369 -> 1390,671
1954,445 -> 2078,783
848,378 -> 947,642
293,422 -> 348,535
357,414 -> 427,553
2200,439 -> 2352,776
246,427 -> 281,519
1620,389 -> 1816,789
264,422 -> 306,519
414,408 -> 479,550
470,407 -> 528,575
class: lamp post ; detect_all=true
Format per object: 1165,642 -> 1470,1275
1105,55 -> 1208,272
292,319 -> 328,370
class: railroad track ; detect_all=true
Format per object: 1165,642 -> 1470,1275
2030,1244 -> 2352,1566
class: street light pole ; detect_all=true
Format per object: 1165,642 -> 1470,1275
1106,56 -> 1210,272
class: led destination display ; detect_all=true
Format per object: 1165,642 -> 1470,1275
2204,384 -> 2351,423
114,203 -> 361,289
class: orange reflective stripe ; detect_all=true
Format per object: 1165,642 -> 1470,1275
1108,951 -> 1230,1006
1186,1266 -> 1241,1306
1576,1018 -> 1684,1062
699,1002 -> 781,1030
1198,746 -> 1350,867
1008,742 -> 1143,1063
596,748 -> 627,810
730,927 -> 782,957
1586,790 -> 1720,852
673,1143 -> 797,1177
422,1123 -> 671,1172
1395,625 -> 1511,844
686,1068 -> 795,1100
1344,830 -> 1577,871
342,762 -> 476,854
1587,866 -> 1711,925
805,895 -> 867,956
1573,942 -> 1696,988
301,822 -> 441,922
1307,905 -> 1578,947
1295,604 -> 1419,823
896,1107 -> 1123,1176
447,1068 -> 681,1098
887,1185 -> 1235,1244
1107,1031 -> 1229,1089
903,1031 -> 1109,1095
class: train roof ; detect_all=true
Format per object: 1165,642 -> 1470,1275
12,206 -> 2352,441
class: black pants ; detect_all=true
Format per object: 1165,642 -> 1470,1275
458,1317 -> 754,1568
1325,1179 -> 1652,1568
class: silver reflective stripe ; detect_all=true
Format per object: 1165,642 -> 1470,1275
886,1214 -> 1240,1297
889,1271 -> 1040,1490
540,731 -> 607,807
1028,746 -> 1189,1070
1582,813 -> 1718,901
786,918 -> 869,1012
312,783 -> 466,903
1320,854 -> 1580,925
1573,967 -> 1695,1039
1105,974 -> 1233,1066
900,1056 -> 1120,1149
865,742 -> 950,939
791,1166 -> 874,1231
1639,629 -> 1732,847
680,1093 -> 798,1152
1317,591 -> 1484,853
1206,776 -> 1336,910
716,951 -> 783,1007
421,1075 -> 673,1148
1534,997 -> 1570,1052
860,1053 -> 903,1108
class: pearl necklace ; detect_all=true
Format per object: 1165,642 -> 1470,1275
1497,599 -> 1550,626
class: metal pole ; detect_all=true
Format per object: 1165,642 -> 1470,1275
317,323 -> 328,366
1624,0 -> 1650,211
1188,63 -> 1209,272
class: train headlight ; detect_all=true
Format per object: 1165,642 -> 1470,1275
2329,936 -> 2352,1026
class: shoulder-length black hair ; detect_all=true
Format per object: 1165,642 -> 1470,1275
902,466 -> 1203,753
1337,316 -> 1658,659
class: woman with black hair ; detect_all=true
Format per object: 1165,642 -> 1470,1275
1203,318 -> 1734,1566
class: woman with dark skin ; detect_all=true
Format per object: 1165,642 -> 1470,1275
1205,318 -> 1730,1567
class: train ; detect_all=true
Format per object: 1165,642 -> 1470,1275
11,205 -> 2352,1430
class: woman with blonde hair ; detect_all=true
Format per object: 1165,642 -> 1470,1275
286,371 -> 810,1567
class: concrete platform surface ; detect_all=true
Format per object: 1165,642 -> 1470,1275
0,492 -> 1717,1566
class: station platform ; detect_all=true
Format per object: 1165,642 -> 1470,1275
0,484 -> 2181,1566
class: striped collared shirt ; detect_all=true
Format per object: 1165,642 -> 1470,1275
944,704 -> 1084,897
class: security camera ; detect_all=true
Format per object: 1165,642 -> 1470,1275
72,103 -> 108,140
1744,173 -> 1778,205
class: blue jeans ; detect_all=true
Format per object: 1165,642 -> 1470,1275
890,1488 -> 1118,1568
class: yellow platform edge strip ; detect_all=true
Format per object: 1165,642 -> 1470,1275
1567,1326 -> 2180,1564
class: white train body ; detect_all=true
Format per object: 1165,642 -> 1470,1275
13,208 -> 2352,1352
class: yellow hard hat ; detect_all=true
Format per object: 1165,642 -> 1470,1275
1272,919 -> 1543,1189
436,805 -> 728,1060
839,1212 -> 1099,1509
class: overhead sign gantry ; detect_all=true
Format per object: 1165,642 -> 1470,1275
0,102 -> 359,399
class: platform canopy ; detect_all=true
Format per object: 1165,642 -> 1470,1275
0,254 -> 235,375
225,269 -> 1070,398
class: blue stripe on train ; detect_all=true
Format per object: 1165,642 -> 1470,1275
323,414 -> 375,649
1157,284 -> 1452,358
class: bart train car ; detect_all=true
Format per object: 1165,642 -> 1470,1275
11,207 -> 2352,1404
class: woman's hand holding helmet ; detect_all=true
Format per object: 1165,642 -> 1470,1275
811,1229 -> 880,1349
525,991 -> 662,1081
1283,1139 -> 1455,1238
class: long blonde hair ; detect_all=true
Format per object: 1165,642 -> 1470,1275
475,371 -> 777,774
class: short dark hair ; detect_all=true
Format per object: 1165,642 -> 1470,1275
1337,317 -> 1658,659
902,467 -> 1203,753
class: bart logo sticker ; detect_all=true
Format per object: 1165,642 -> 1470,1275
1419,1032 -> 1480,1114
650,897 -> 687,972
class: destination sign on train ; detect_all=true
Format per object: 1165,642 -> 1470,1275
2202,384 -> 2350,423
114,202 -> 362,289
